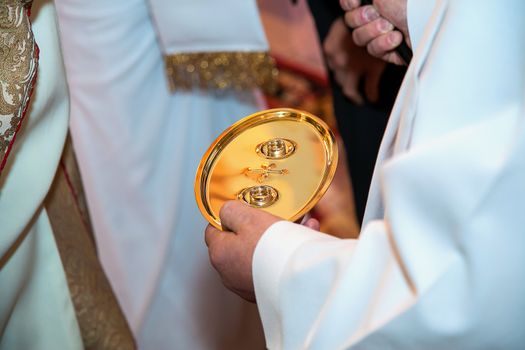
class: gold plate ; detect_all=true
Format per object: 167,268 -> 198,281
195,108 -> 338,229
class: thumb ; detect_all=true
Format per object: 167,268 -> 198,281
219,200 -> 282,235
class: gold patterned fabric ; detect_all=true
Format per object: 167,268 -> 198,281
0,0 -> 38,173
46,138 -> 136,350
164,51 -> 278,94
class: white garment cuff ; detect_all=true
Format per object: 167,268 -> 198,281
252,220 -> 337,348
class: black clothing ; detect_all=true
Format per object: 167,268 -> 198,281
307,0 -> 406,224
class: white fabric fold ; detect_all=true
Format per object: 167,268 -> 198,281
0,2 -> 82,348
147,0 -> 268,54
253,0 -> 525,348
55,0 -> 268,348
407,0 -> 437,50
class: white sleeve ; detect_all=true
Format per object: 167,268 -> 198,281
253,221 -> 412,349
253,1 -> 525,348
406,0 -> 437,50
253,102 -> 525,349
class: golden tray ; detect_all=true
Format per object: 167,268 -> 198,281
194,108 -> 338,229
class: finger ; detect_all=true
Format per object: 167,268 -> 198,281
373,0 -> 410,40
323,18 -> 349,67
342,83 -> 365,106
334,70 -> 364,105
303,218 -> 320,231
206,229 -> 237,271
324,53 -> 340,72
344,5 -> 379,29
220,200 -> 275,234
219,200 -> 283,236
205,224 -> 226,247
340,0 -> 361,11
352,18 -> 394,47
219,200 -> 254,233
325,48 -> 349,71
367,31 -> 403,59
382,51 -> 405,66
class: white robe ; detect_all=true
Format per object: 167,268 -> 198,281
253,0 -> 525,348
0,2 -> 82,349
55,0 -> 267,348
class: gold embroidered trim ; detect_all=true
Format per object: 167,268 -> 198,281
46,141 -> 136,350
164,51 -> 278,94
0,2 -> 38,170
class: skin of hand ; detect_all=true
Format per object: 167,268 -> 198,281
323,17 -> 387,105
339,0 -> 410,65
205,200 -> 320,302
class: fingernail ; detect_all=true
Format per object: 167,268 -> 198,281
341,0 -> 357,10
363,6 -> 379,21
388,32 -> 402,46
379,18 -> 394,33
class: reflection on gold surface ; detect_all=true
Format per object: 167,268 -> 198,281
195,108 -> 337,229
256,138 -> 297,159
238,185 -> 279,208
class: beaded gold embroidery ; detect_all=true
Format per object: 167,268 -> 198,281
164,51 -> 278,93
0,1 -> 38,171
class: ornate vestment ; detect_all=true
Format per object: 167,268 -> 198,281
1,2 -> 134,349
0,0 -> 38,173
